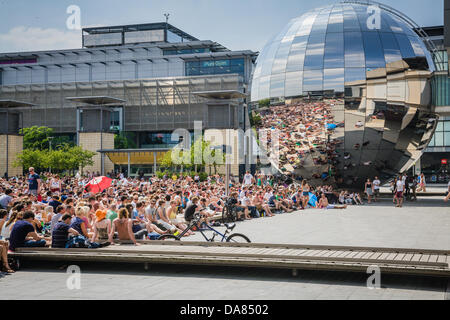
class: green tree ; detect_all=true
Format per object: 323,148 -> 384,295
58,144 -> 96,172
250,112 -> 263,127
14,144 -> 96,174
191,137 -> 225,174
114,132 -> 137,149
160,150 -> 174,169
13,149 -> 49,172
21,126 -> 55,150
258,98 -> 271,108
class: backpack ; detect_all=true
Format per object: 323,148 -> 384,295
65,235 -> 100,249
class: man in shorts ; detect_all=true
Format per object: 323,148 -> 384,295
395,176 -> 405,208
373,177 -> 381,202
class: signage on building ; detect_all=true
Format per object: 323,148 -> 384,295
442,159 -> 448,165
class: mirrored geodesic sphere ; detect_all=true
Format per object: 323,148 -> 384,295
250,2 -> 438,187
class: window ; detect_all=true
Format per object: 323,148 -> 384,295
163,48 -> 210,56
445,132 -> 450,146
110,111 -> 121,130
430,120 -> 450,147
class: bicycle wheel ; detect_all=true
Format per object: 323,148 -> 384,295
222,206 -> 233,222
158,234 -> 180,241
226,233 -> 251,243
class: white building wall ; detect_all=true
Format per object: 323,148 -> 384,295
168,59 -> 184,76
61,66 -> 76,83
31,68 -> 46,84
106,63 -> 121,81
47,67 -> 61,83
92,63 -> 106,81
153,60 -> 169,77
17,68 -> 31,84
121,62 -> 136,80
0,44 -> 253,85
3,70 -> 16,85
76,65 -> 90,82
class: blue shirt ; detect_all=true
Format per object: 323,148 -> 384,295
70,217 -> 84,236
28,173 -> 40,190
9,220 -> 35,251
132,209 -> 139,219
48,200 -> 62,212
51,222 -> 70,248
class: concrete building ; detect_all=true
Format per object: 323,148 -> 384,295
414,25 -> 450,183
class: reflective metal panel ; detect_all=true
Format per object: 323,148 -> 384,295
251,2 -> 438,187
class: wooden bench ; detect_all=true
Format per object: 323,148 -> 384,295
9,242 -> 450,278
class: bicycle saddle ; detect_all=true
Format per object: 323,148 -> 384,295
224,223 -> 236,231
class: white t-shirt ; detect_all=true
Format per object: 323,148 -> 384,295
51,179 -> 60,189
263,192 -> 273,202
396,180 -> 404,192
373,179 -> 381,190
241,196 -> 250,207
243,174 -> 253,185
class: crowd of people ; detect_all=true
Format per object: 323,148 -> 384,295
0,165 -> 448,274
256,99 -> 343,180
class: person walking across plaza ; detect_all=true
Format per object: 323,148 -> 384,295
417,173 -> 427,193
394,176 -> 405,208
373,177 -> 381,202
365,178 -> 374,204
444,180 -> 450,202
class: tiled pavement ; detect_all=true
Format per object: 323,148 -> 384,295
0,197 -> 448,300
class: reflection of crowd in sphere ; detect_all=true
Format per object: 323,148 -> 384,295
256,100 -> 343,181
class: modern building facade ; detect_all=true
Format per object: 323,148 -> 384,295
0,22 -> 257,176
416,25 -> 450,183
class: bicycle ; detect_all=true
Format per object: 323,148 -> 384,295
158,213 -> 251,243
222,198 -> 240,223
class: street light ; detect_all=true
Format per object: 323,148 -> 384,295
48,136 -> 54,173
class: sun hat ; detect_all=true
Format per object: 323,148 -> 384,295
95,209 -> 107,222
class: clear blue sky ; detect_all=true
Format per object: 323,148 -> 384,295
0,0 -> 444,53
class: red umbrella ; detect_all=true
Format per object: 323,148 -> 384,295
85,176 -> 112,194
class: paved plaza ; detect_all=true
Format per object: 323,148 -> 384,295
193,196 -> 450,250
0,197 -> 449,300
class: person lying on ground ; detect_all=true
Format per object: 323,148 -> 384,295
318,193 -> 347,210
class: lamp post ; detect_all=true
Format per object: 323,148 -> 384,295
48,136 -> 54,173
